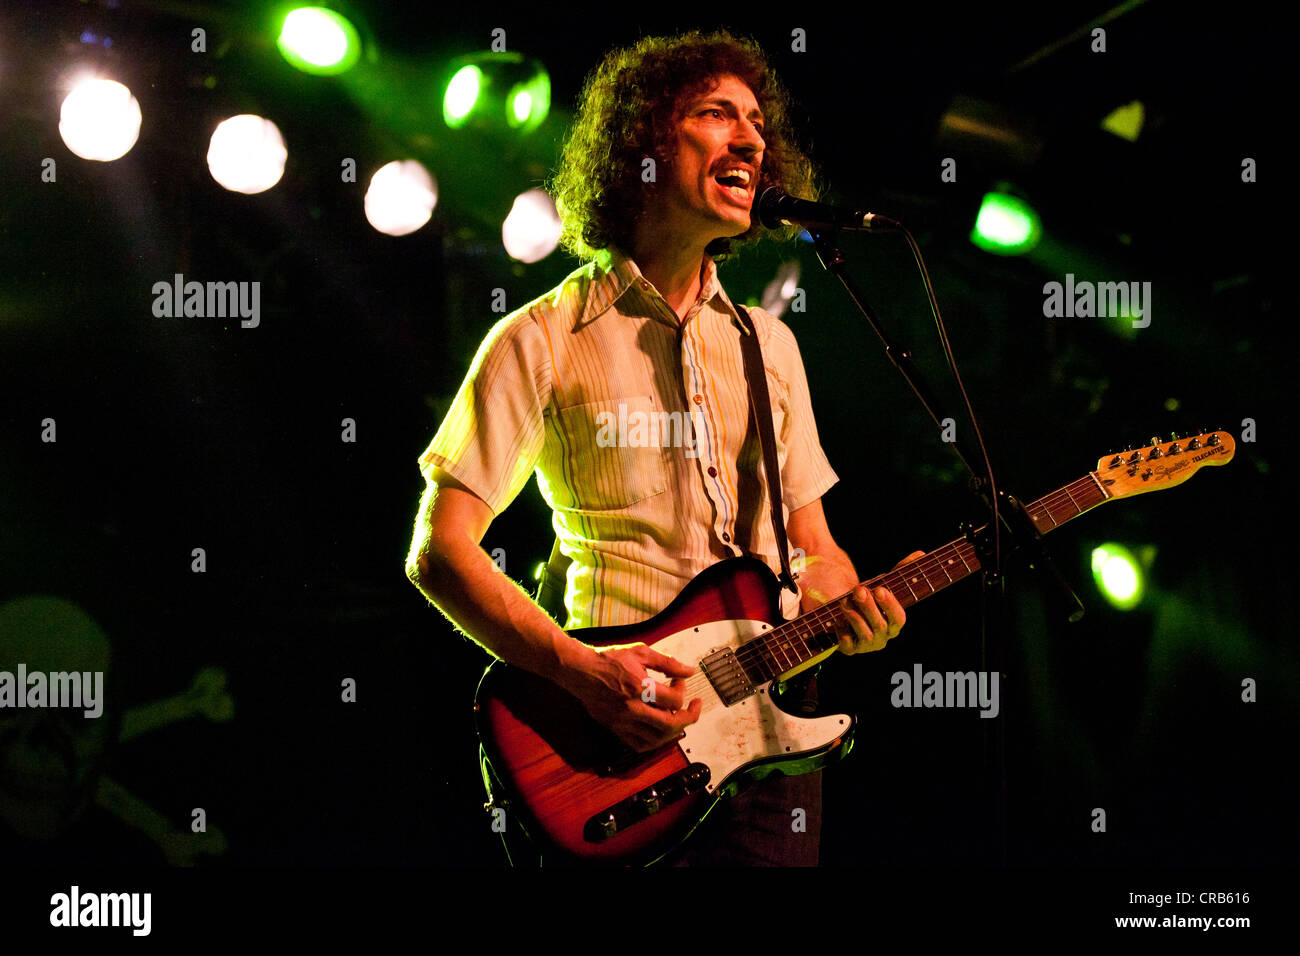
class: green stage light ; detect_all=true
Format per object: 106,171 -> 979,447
443,65 -> 483,128
1091,543 -> 1145,610
511,90 -> 531,123
970,190 -> 1041,255
507,72 -> 550,133
277,7 -> 361,75
442,54 -> 550,134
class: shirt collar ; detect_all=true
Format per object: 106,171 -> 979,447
575,247 -> 749,335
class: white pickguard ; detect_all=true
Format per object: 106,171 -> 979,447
650,619 -> 852,796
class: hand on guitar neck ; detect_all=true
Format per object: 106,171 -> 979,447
798,550 -> 927,656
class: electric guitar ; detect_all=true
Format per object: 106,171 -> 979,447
475,431 -> 1235,865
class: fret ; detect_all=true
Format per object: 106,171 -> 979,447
1088,471 -> 1108,500
775,631 -> 797,670
911,568 -> 936,596
791,622 -> 816,661
756,638 -> 781,681
749,468 -> 1126,681
768,633 -> 792,674
804,616 -> 831,655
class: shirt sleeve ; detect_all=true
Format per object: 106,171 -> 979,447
417,310 -> 552,515
763,313 -> 839,513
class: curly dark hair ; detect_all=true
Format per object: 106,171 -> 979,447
550,30 -> 820,261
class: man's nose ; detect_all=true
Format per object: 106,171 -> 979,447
734,123 -> 764,155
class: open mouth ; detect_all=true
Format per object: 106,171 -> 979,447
713,167 -> 753,205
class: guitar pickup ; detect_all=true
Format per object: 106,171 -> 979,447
699,647 -> 755,705
583,763 -> 711,843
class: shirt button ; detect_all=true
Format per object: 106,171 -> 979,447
692,394 -> 703,405
640,279 -> 650,291
707,466 -> 718,477
722,533 -> 731,543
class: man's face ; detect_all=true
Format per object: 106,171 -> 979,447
658,74 -> 766,244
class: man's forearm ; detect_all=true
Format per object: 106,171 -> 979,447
407,538 -> 598,695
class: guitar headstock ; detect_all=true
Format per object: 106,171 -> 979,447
1095,430 -> 1235,499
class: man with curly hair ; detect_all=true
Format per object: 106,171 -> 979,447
407,30 -> 918,866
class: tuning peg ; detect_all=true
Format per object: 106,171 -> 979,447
1187,436 -> 1202,450
1207,433 -> 1220,446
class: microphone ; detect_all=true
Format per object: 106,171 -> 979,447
757,187 -> 900,232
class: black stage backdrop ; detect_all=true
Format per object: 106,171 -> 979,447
0,0 -> 1291,936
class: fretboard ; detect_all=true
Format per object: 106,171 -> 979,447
733,472 -> 1110,684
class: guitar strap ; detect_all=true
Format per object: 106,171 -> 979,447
534,536 -> 569,625
734,303 -> 799,599
533,301 -> 801,624
735,303 -> 820,712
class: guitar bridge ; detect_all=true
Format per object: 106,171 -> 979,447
699,647 -> 755,706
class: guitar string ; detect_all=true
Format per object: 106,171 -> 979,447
650,463 -> 1189,718
656,474 -> 1110,702
548,466 -> 1193,786
723,475 -> 1104,678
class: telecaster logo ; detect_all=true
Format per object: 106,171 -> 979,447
1191,445 -> 1227,463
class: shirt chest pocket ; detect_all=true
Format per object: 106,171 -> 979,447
552,396 -> 671,512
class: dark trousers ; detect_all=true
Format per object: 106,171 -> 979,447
666,770 -> 822,867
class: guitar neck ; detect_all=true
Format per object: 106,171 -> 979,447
742,472 -> 1110,683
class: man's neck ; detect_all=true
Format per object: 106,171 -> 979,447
628,228 -> 711,322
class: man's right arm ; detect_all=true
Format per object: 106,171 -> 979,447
404,474 -> 701,750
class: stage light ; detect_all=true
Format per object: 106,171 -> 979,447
443,65 -> 483,129
364,160 -> 437,236
1091,543 -> 1145,610
276,7 -> 361,75
502,189 -> 561,263
206,115 -> 288,194
971,189 -> 1041,255
506,72 -> 550,134
1102,100 -> 1145,142
441,53 -> 550,134
58,78 -> 141,162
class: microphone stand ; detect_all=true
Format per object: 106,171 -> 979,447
808,227 -> 1084,865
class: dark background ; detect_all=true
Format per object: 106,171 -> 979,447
0,0 -> 1291,874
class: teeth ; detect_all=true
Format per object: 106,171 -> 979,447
716,168 -> 751,185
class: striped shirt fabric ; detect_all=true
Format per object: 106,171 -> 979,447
419,247 -> 839,629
